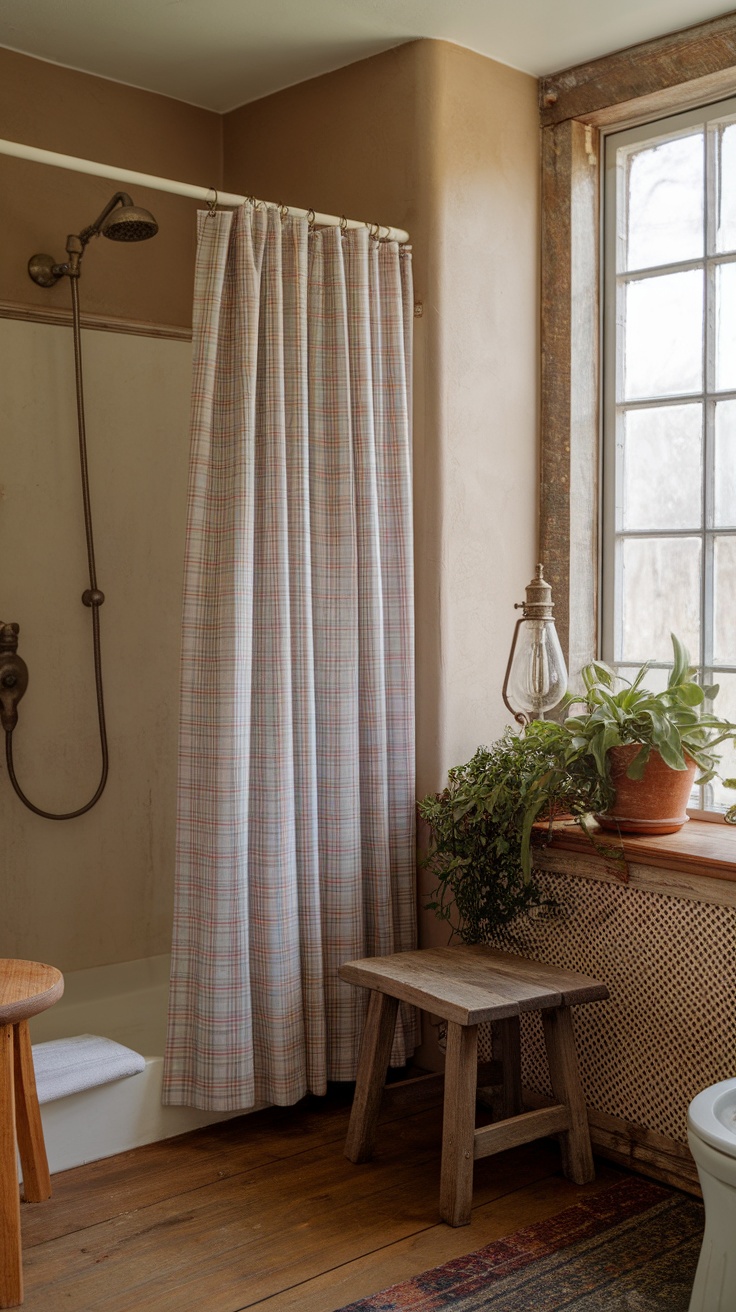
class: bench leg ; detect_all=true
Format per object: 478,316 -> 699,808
0,1024 -> 22,1309
13,1022 -> 51,1204
440,1022 -> 478,1226
496,1016 -> 523,1119
345,992 -> 399,1164
542,1006 -> 594,1184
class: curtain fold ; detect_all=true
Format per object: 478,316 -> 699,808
163,204 -> 417,1111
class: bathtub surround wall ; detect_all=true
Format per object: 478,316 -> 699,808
1,40 -> 539,976
1,320 -> 192,968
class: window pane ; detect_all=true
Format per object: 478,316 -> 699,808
620,537 -> 701,663
715,400 -> 736,526
709,673 -> 736,810
714,121 -> 736,254
621,404 -> 702,530
624,271 -> 703,400
715,263 -> 736,392
624,132 -> 704,270
714,536 -> 736,665
614,664 -> 670,693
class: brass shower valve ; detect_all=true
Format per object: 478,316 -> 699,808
0,622 -> 29,733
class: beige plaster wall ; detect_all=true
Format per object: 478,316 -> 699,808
429,44 -> 540,780
0,320 -> 191,969
0,46 -> 221,328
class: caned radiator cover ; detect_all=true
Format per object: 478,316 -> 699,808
477,869 -> 736,1145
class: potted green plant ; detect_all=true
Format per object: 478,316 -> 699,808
564,634 -> 736,834
420,635 -> 736,945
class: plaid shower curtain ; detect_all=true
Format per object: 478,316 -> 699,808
162,204 -> 417,1110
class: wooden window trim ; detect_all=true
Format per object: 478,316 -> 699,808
538,11 -> 736,679
532,819 -> 736,907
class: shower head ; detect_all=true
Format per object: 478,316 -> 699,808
101,204 -> 158,242
28,191 -> 159,286
82,193 -> 158,245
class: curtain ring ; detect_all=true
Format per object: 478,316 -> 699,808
278,202 -> 289,221
206,187 -> 218,217
369,222 -> 381,240
339,215 -> 348,233
307,208 -> 316,230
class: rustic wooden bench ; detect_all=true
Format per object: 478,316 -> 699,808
339,944 -> 609,1226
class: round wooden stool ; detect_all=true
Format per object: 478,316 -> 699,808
0,960 -> 64,1309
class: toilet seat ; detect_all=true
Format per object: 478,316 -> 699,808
688,1077 -> 736,1158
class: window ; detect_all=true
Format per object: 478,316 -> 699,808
602,99 -> 736,813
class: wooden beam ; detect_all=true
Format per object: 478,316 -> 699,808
473,1104 -> 571,1159
587,1105 -> 700,1195
541,10 -> 736,128
540,119 -> 599,673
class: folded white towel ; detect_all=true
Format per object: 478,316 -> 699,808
32,1034 -> 146,1104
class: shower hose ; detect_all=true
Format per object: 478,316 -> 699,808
6,275 -> 109,818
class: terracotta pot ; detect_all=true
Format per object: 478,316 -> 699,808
595,744 -> 697,835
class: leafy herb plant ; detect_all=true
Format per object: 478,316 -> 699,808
565,634 -> 736,817
418,721 -> 611,944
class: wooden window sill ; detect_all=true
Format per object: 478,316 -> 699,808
532,818 -> 736,906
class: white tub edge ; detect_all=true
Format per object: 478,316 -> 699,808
32,1057 -> 249,1179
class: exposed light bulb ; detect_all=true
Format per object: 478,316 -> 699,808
502,564 -> 568,724
506,618 -> 567,717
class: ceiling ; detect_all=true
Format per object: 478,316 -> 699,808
0,0 -> 732,113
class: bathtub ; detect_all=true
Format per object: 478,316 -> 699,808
27,954 -> 242,1177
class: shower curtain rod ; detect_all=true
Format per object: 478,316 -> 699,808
0,137 -> 410,243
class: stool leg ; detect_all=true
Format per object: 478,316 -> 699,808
440,1022 -> 478,1226
345,992 -> 399,1164
13,1022 -> 50,1204
496,1016 -> 523,1119
0,1024 -> 22,1308
542,1006 -> 594,1184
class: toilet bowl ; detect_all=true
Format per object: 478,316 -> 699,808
688,1078 -> 736,1311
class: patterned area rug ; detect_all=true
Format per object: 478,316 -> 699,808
336,1177 -> 703,1310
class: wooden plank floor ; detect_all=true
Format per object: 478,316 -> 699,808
18,1087 -> 625,1311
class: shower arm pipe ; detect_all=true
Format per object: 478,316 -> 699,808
0,137 -> 410,243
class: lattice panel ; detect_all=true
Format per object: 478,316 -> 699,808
477,871 -> 736,1144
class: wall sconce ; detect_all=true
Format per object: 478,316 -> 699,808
502,564 -> 567,725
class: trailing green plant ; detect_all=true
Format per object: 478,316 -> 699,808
418,721 -> 611,945
564,634 -> 736,821
420,634 -> 736,946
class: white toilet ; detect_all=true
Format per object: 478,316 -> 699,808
688,1078 -> 736,1311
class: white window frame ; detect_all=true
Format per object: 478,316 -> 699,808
601,96 -> 736,816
